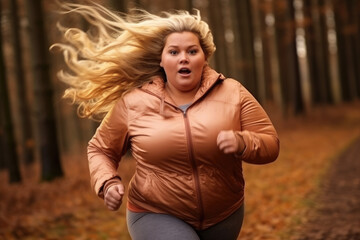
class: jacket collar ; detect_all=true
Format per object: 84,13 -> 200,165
140,65 -> 225,105
194,65 -> 225,102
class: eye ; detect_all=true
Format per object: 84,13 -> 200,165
189,49 -> 198,55
169,50 -> 178,55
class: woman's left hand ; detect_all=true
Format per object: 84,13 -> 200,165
217,130 -> 244,154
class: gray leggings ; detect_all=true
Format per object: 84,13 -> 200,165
127,205 -> 244,240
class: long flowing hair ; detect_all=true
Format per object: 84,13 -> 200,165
51,2 -> 216,119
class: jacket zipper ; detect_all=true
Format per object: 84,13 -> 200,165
141,76 -> 223,228
182,109 -> 204,229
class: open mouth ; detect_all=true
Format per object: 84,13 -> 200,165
178,68 -> 191,74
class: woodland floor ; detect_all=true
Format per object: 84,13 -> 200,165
0,101 -> 360,240
290,137 -> 360,240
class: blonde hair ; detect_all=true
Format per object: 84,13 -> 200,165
51,2 -> 215,119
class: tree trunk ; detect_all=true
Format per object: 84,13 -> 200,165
24,0 -> 63,181
250,0 -> 267,103
302,0 -> 317,105
0,108 -> 5,170
274,0 -> 303,115
324,0 -> 342,103
108,0 -> 127,13
259,7 -> 275,102
308,0 -> 332,104
132,0 -> 142,8
174,0 -> 193,11
294,0 -> 312,112
0,1 -> 22,182
230,0 -> 258,98
9,0 -> 35,164
188,0 -> 193,11
258,0 -> 284,113
333,0 -> 359,100
208,0 -> 231,76
354,0 -> 360,97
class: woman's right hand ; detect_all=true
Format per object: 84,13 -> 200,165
104,183 -> 125,211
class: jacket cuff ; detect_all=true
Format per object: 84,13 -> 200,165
99,176 -> 122,199
234,131 -> 247,158
104,176 -> 122,196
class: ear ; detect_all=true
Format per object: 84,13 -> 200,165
160,61 -> 163,68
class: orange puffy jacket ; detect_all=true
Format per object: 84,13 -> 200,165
88,66 -> 279,230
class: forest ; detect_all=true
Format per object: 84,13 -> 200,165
0,0 -> 359,239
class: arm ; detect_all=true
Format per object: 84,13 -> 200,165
217,84 -> 279,164
236,84 -> 279,164
87,97 -> 129,198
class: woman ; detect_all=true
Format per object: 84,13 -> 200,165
53,3 -> 279,239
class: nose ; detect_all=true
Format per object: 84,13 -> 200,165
179,52 -> 189,64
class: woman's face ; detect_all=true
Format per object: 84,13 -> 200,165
160,31 -> 206,93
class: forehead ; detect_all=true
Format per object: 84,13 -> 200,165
164,31 -> 201,47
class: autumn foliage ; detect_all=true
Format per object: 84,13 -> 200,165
1,101 -> 360,240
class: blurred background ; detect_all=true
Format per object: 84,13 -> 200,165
0,0 -> 359,239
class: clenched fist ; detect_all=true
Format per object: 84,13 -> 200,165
104,183 -> 125,211
217,130 -> 245,154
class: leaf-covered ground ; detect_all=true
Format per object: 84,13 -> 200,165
1,101 -> 359,240
290,137 -> 360,240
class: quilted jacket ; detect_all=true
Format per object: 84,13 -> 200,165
87,66 -> 280,230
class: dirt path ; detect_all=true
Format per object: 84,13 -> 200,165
291,137 -> 360,240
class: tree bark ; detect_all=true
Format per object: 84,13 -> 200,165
324,0 -> 342,103
208,0 -> 231,76
230,0 -> 258,98
132,0 -> 142,8
333,0 -> 358,101
274,0 -> 303,114
257,0 -> 284,113
108,0 -> 127,13
294,0 -> 313,112
24,0 -> 63,181
0,107 -> 5,170
250,0 -> 267,103
9,0 -> 35,164
174,0 -> 193,11
187,0 -> 193,11
354,0 -> 360,98
0,1 -> 22,182
308,0 -> 332,103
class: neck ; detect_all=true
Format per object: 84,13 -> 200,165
165,83 -> 198,106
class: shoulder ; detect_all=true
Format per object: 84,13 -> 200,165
208,77 -> 258,107
201,77 -> 242,107
222,78 -> 243,88
119,87 -> 162,120
123,88 -> 149,104
214,77 -> 244,96
123,77 -> 164,106
220,78 -> 255,98
122,88 -> 157,110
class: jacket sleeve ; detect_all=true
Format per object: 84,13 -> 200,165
87,98 -> 129,198
234,84 -> 280,164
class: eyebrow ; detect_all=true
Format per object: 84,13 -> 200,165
166,44 -> 200,49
